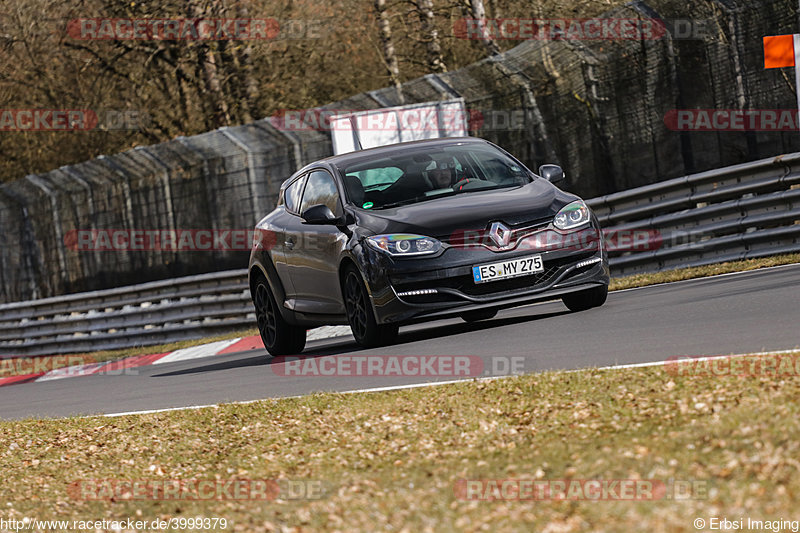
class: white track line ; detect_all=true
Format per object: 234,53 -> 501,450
99,378 -> 505,418
572,347 -> 800,372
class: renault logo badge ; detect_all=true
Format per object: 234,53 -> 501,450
489,222 -> 512,248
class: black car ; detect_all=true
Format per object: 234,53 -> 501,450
249,137 -> 609,355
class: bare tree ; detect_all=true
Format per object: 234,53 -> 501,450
375,0 -> 405,103
468,0 -> 499,56
417,0 -> 446,72
231,2 -> 260,122
189,0 -> 231,127
486,0 -> 502,19
0,0 -> 524,183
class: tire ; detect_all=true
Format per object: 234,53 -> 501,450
461,309 -> 498,323
343,266 -> 399,348
562,284 -> 608,312
253,277 -> 306,356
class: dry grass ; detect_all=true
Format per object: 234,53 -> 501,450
609,254 -> 800,291
2,362 -> 800,531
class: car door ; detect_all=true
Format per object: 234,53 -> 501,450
283,169 -> 347,315
265,173 -> 307,301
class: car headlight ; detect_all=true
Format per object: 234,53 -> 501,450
366,234 -> 441,256
553,200 -> 591,230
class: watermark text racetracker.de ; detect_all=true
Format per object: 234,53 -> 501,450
269,108 -> 537,132
63,229 -> 269,252
454,478 -> 708,501
68,18 -> 279,40
453,18 -> 714,41
2,355 -> 96,378
64,227 -> 718,253
664,109 -> 800,131
450,227 -> 659,253
68,478 -> 329,501
0,109 -> 151,132
1,355 -> 140,379
271,355 -> 526,378
665,354 -> 800,377
67,18 -> 331,41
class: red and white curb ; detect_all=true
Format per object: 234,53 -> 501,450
0,335 -> 266,388
0,325 -> 353,389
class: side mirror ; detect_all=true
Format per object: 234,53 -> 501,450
301,204 -> 341,225
539,164 -> 565,184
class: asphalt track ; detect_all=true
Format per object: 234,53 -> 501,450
1,264 -> 799,420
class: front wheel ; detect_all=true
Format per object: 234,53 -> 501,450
343,267 -> 398,348
253,278 -> 306,356
562,285 -> 608,312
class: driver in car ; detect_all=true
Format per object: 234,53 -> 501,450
428,161 -> 456,189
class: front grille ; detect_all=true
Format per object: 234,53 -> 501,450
442,218 -> 552,250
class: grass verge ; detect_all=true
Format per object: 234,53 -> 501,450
609,253 -> 800,291
2,359 -> 800,531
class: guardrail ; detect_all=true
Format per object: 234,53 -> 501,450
2,152 -> 799,357
0,270 -> 250,357
587,153 -> 800,274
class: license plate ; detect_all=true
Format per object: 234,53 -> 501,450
472,255 -> 544,284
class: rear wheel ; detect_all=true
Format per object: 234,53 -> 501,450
562,285 -> 608,312
343,267 -> 398,347
461,309 -> 498,323
253,278 -> 306,356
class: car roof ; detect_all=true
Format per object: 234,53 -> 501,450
313,136 -> 492,167
279,136 -> 495,191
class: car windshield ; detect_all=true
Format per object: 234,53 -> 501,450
338,144 -> 534,210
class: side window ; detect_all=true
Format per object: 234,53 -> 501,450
283,176 -> 306,214
299,170 -> 342,216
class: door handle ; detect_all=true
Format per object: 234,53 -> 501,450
285,236 -> 295,249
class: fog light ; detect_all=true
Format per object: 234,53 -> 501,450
576,257 -> 602,268
397,288 -> 439,297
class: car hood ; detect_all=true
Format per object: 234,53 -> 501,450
352,179 -> 578,238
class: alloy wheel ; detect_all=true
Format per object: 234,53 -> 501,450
255,283 -> 277,348
345,271 -> 368,340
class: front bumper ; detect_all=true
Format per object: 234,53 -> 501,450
361,231 -> 610,325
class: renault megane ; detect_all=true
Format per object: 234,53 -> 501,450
249,137 -> 609,355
